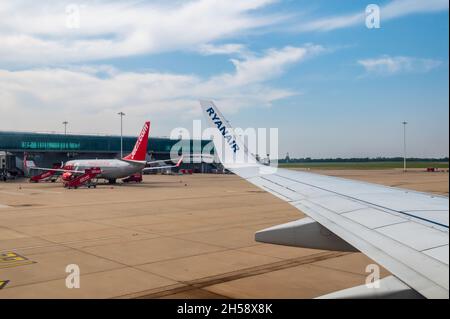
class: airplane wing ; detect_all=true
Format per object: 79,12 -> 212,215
146,159 -> 173,165
200,100 -> 449,299
29,166 -> 85,174
142,156 -> 183,172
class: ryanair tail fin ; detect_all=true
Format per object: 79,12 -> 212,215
200,100 -> 259,172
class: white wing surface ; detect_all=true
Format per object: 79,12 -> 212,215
200,100 -> 449,299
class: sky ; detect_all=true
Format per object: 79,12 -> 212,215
0,0 -> 448,158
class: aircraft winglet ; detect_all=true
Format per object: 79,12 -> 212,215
199,100 -> 258,169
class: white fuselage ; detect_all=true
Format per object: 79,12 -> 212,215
65,159 -> 145,179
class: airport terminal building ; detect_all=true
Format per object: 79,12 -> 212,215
0,130 -> 216,176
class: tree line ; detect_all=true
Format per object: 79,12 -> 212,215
279,157 -> 449,163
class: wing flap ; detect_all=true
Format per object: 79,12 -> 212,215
292,198 -> 449,298
376,222 -> 448,251
341,208 -> 405,229
423,245 -> 449,264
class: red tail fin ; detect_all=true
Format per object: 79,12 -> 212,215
123,121 -> 150,161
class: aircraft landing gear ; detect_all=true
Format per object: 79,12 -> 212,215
108,179 -> 116,184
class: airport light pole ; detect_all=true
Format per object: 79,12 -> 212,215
402,121 -> 408,172
62,121 -> 68,135
118,112 -> 125,158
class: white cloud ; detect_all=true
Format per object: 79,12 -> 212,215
197,43 -> 247,56
0,0 -> 447,66
297,12 -> 364,32
296,0 -> 448,32
0,0 -> 282,66
382,0 -> 449,19
223,45 -> 324,86
0,45 -> 322,135
2,0 -> 446,66
358,55 -> 442,75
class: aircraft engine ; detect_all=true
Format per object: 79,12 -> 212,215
62,172 -> 73,181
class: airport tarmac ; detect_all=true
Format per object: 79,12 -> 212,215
0,169 -> 448,298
